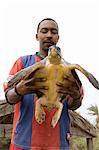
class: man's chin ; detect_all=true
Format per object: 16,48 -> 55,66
43,44 -> 55,51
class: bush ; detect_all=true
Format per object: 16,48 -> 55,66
70,135 -> 99,150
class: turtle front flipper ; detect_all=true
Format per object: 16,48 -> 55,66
7,63 -> 45,88
69,64 -> 99,90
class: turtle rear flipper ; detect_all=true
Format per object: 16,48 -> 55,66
70,64 -> 99,90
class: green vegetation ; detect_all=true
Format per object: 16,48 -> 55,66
0,135 -> 99,150
0,138 -> 10,150
87,104 -> 99,129
93,133 -> 99,150
0,104 -> 98,149
70,134 -> 99,150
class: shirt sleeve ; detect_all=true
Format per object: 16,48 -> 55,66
3,57 -> 24,92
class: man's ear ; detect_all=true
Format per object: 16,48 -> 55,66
58,35 -> 59,41
36,34 -> 39,41
56,35 -> 59,43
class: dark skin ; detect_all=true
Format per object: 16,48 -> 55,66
16,20 -> 59,96
6,20 -> 60,104
6,20 -> 82,105
36,20 -> 59,57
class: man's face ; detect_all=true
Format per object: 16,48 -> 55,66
36,20 -> 59,51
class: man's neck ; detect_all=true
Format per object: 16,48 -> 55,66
39,49 -> 48,58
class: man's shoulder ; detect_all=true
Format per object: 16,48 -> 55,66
21,54 -> 36,68
21,54 -> 35,59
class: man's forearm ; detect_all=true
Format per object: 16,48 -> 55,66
5,88 -> 22,105
68,86 -> 84,110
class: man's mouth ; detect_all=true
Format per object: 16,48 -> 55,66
43,42 -> 54,51
43,41 -> 54,45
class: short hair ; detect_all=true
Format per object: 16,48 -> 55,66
37,18 -> 59,33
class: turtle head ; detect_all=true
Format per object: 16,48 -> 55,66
48,45 -> 62,64
48,45 -> 61,57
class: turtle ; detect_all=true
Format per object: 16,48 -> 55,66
7,45 -> 99,128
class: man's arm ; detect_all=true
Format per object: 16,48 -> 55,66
66,86 -> 84,110
5,75 -> 48,105
5,87 -> 22,105
4,57 -> 24,104
4,72 -> 48,105
57,69 -> 84,110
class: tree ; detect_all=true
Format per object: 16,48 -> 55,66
87,104 -> 99,129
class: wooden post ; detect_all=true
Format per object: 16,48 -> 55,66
86,138 -> 93,150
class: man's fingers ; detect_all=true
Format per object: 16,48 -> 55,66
56,82 -> 64,86
34,77 -> 47,82
56,81 -> 74,88
64,75 -> 75,82
24,77 -> 47,86
57,88 -> 79,96
57,81 -> 80,91
66,95 -> 73,101
31,86 -> 48,91
64,75 -> 81,89
57,89 -> 68,94
38,86 -> 48,90
28,77 -> 46,83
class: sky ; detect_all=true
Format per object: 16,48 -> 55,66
0,0 -> 99,124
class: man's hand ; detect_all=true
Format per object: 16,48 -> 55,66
56,75 -> 82,99
15,76 -> 48,96
56,71 -> 84,110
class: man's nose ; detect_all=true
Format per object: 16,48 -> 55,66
46,31 -> 52,38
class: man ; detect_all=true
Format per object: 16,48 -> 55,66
4,18 -> 84,150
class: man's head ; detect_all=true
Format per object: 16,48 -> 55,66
36,18 -> 59,52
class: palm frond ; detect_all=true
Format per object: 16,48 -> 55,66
87,104 -> 99,116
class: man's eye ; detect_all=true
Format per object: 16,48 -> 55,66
41,29 -> 48,33
51,29 -> 58,34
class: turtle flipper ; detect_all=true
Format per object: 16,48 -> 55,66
84,72 -> 99,90
70,64 -> 99,90
7,63 -> 45,88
